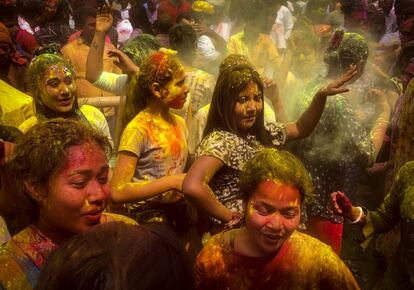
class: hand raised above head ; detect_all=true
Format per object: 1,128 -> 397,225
96,4 -> 113,33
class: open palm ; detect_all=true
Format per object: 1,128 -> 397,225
96,4 -> 113,33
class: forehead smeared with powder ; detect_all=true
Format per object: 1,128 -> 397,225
41,64 -> 74,84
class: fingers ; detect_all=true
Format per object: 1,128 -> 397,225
97,4 -> 111,17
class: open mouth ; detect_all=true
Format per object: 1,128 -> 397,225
57,98 -> 73,106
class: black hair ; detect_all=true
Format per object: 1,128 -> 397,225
9,119 -> 111,225
35,222 -> 195,290
73,5 -> 97,29
155,14 -> 174,34
203,64 -> 272,146
169,24 -> 197,62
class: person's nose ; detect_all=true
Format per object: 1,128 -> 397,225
87,180 -> 110,206
265,212 -> 284,232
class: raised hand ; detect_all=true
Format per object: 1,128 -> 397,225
318,64 -> 358,97
96,4 -> 113,33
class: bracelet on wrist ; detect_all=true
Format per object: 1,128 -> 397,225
349,207 -> 363,224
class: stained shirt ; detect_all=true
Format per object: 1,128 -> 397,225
195,124 -> 286,215
119,109 -> 188,204
0,213 -> 136,290
293,77 -> 375,223
18,105 -> 113,148
195,230 -> 360,290
361,161 -> 414,289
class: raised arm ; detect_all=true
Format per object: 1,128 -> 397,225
86,4 -> 113,83
285,65 -> 358,140
182,156 -> 234,223
110,151 -> 185,203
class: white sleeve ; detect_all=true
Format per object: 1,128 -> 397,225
93,72 -> 129,96
197,35 -> 221,62
80,105 -> 114,148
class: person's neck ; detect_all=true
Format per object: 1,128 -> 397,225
80,33 -> 92,46
35,215 -> 75,245
146,99 -> 175,123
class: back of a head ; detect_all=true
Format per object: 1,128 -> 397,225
35,223 -> 195,290
121,34 -> 162,66
169,24 -> 197,58
324,30 -> 368,72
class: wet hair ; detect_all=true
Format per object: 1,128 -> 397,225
73,5 -> 97,29
28,52 -> 79,119
203,63 -> 272,146
324,30 -> 369,73
240,148 -> 314,204
122,51 -> 183,129
35,222 -> 195,290
121,34 -> 161,66
9,119 -> 111,224
169,24 -> 197,62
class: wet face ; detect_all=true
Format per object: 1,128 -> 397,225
39,64 -> 76,113
233,81 -> 263,132
160,68 -> 189,109
38,142 -> 110,235
245,180 -> 301,256
40,64 -> 76,113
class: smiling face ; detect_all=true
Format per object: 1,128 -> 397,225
244,179 -> 301,256
39,64 -> 76,113
160,68 -> 189,109
37,142 -> 110,237
233,81 -> 263,132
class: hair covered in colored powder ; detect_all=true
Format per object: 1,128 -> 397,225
240,148 -> 314,205
324,30 -> 369,72
28,53 -> 79,113
121,34 -> 162,66
122,51 -> 183,129
9,119 -> 111,224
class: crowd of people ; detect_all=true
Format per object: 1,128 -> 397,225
0,0 -> 413,289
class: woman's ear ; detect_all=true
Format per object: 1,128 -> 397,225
150,82 -> 162,99
23,178 -> 47,203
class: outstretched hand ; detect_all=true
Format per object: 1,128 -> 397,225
96,4 -> 113,33
329,191 -> 353,218
318,64 -> 358,97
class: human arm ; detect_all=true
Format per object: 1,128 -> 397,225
110,151 -> 185,203
367,88 -> 391,157
86,4 -> 113,83
107,49 -> 139,77
285,65 -> 357,140
182,156 -> 234,223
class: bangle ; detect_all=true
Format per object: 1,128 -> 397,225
349,207 -> 363,224
224,212 -> 244,230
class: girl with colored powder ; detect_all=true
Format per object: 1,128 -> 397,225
18,49 -> 113,147
195,148 -> 360,290
110,50 -> 227,251
0,119 -> 135,290
182,57 -> 357,230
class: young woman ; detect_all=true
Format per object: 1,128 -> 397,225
0,119 -> 135,290
18,50 -> 112,146
182,58 -> 357,227
195,148 -> 359,290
